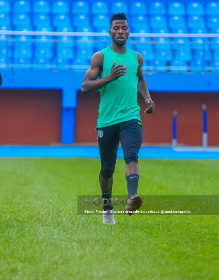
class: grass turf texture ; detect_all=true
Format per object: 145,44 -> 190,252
0,158 -> 219,280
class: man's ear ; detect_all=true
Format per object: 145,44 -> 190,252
109,29 -> 111,36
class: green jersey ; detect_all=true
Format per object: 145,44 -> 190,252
97,46 -> 141,128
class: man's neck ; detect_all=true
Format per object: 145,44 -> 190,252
110,42 -> 127,54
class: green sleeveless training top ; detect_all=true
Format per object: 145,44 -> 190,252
97,46 -> 141,128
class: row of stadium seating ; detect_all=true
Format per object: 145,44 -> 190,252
0,1 -> 219,15
1,57 -> 219,73
1,14 -> 219,30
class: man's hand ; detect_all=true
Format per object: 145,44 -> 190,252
144,99 -> 155,114
109,61 -> 127,81
0,74 -> 2,86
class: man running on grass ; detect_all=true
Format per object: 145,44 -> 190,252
81,13 -> 155,224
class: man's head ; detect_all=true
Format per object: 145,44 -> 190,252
109,13 -> 129,46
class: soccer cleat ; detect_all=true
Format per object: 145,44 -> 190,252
125,195 -> 143,215
103,210 -> 116,224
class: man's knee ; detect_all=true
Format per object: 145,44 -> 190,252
100,165 -> 115,179
124,150 -> 138,164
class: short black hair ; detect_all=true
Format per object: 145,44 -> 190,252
110,13 -> 128,27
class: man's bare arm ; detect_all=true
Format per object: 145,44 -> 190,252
137,53 -> 155,114
81,52 -> 127,95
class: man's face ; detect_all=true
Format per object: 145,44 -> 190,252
109,20 -> 130,46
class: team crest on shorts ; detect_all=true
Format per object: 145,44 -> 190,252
98,130 -> 103,138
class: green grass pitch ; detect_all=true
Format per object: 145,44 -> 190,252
0,158 -> 219,280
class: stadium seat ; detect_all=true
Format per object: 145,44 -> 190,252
34,25 -> 53,31
0,57 -> 8,69
111,2 -> 128,14
52,14 -> 71,28
75,48 -> 94,60
191,27 -> 207,34
187,16 -> 205,29
206,2 -> 219,15
173,38 -> 190,51
154,60 -> 167,72
0,46 -> 12,58
168,16 -> 186,29
93,15 -> 109,28
194,50 -> 212,61
33,1 -> 50,13
150,16 -> 167,29
169,60 -> 188,72
76,26 -> 94,33
35,47 -> 53,59
167,2 -> 185,15
57,46 -> 74,59
72,14 -> 90,28
13,1 -> 31,13
91,2 -> 109,14
130,2 -> 147,15
0,14 -> 11,26
13,14 -> 31,26
190,59 -> 203,72
95,27 -> 111,49
149,2 -> 166,15
155,37 -> 171,51
14,46 -> 32,58
53,58 -> 70,71
207,16 -> 219,29
32,58 -> 51,70
171,27 -> 188,33
192,38 -> 209,50
209,61 -> 219,73
130,16 -> 148,28
155,49 -> 172,61
136,46 -> 154,61
132,26 -> 150,33
72,57 -> 90,65
211,38 -> 219,50
175,49 -> 192,61
187,2 -> 204,15
33,14 -> 51,27
72,1 -> 89,14
13,57 -> 31,69
0,1 -> 11,13
152,27 -> 170,33
52,1 -> 69,14
76,35 -> 94,50
14,25 -> 32,47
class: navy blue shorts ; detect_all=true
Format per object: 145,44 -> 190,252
97,119 -> 143,178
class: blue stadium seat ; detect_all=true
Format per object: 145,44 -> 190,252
150,16 -> 167,29
187,16 -> 205,29
210,61 -> 219,73
194,50 -> 212,61
191,27 -> 207,34
155,37 -> 171,51
211,38 -> 219,50
32,58 -> 51,70
72,1 -> 89,14
34,25 -> 53,31
0,14 -> 11,26
206,2 -> 219,15
75,48 -> 94,60
152,27 -> 170,33
168,2 -> 185,15
14,25 -> 32,47
213,50 -> 219,59
13,58 -> 31,70
154,60 -> 167,72
72,14 -> 90,28
92,15 -> 109,28
170,60 -> 188,72
0,57 -> 8,69
14,46 -> 32,58
52,14 -> 71,27
132,26 -> 150,33
173,38 -> 190,51
57,26 -> 73,32
57,46 -> 74,59
136,46 -> 154,61
155,49 -> 172,61
209,27 -> 219,34
175,49 -> 192,61
171,27 -> 188,33
111,2 -> 128,14
149,2 -> 166,15
187,2 -> 204,15
33,1 -> 50,13
33,14 -> 51,27
192,38 -> 209,50
207,16 -> 219,29
130,16 -> 148,28
190,59 -> 203,72
0,1 -> 11,13
52,1 -> 69,14
72,57 -> 90,66
91,2 -> 109,14
130,2 -> 147,15
13,14 -> 31,26
135,35 -> 152,50
13,1 -> 31,13
0,46 -> 12,58
35,47 -> 53,59
76,35 -> 94,50
76,26 -> 94,32
168,16 -> 186,29
95,27 -> 111,49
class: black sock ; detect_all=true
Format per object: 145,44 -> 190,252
126,174 -> 139,198
102,188 -> 113,211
